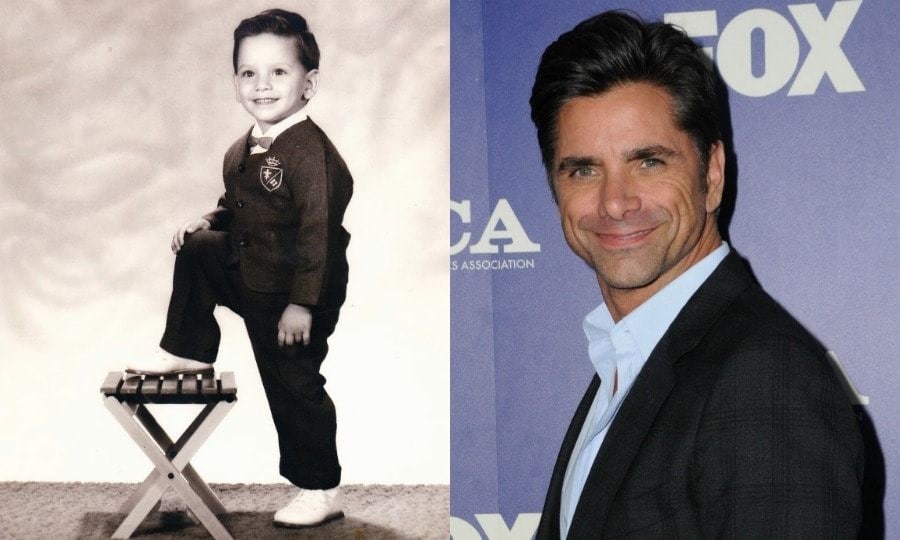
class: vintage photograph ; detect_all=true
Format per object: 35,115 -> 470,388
1,1 -> 448,537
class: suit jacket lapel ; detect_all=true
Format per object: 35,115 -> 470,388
537,375 -> 600,539
223,127 -> 252,184
567,340 -> 676,538
567,251 -> 754,537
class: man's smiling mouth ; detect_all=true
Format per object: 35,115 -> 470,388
593,228 -> 655,249
253,98 -> 278,104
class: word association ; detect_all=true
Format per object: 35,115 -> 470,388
665,1 -> 863,96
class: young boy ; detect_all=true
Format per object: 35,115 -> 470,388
126,9 -> 353,528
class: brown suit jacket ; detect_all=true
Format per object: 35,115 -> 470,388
204,118 -> 352,310
537,252 -> 864,539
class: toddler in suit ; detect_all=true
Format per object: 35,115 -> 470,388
126,9 -> 353,528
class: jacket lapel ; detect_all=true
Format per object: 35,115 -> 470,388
537,375 -> 600,539
222,127 -> 252,187
566,251 -> 754,537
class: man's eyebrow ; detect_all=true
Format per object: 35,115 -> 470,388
556,156 -> 601,172
624,145 -> 679,161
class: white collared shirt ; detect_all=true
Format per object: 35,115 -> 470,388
249,108 -> 309,154
559,242 -> 730,538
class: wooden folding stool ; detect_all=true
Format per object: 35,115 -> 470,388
101,371 -> 237,539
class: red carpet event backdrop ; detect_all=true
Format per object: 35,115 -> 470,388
451,0 -> 896,537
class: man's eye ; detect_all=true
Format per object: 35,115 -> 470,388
274,68 -> 287,76
571,166 -> 596,178
640,158 -> 662,169
240,70 -> 255,78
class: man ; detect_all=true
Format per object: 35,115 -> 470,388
529,12 -> 864,538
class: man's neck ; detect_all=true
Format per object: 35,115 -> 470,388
600,225 -> 722,322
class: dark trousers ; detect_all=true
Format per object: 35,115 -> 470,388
159,230 -> 341,489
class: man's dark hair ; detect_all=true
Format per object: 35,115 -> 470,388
233,9 -> 320,73
530,11 -> 721,197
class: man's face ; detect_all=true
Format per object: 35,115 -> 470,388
233,33 -> 317,132
553,83 -> 723,310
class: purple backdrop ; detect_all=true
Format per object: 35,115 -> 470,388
451,0 -> 897,537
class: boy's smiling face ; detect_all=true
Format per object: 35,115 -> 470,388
233,33 -> 318,132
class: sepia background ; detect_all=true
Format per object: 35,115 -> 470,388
0,0 -> 448,485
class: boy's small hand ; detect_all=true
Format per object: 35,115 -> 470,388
171,219 -> 212,253
278,304 -> 312,347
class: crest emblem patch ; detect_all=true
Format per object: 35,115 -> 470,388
260,156 -> 283,192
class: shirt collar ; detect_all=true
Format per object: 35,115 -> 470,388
250,107 -> 309,141
584,242 -> 730,365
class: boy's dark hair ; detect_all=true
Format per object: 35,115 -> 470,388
530,11 -> 721,197
233,9 -> 320,73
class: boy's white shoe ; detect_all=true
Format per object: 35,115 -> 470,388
125,350 -> 213,375
274,486 -> 344,528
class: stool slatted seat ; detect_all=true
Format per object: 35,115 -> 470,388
101,371 -> 237,539
101,372 -> 237,404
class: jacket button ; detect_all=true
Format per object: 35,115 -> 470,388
237,163 -> 246,173
239,239 -> 249,248
236,200 -> 245,208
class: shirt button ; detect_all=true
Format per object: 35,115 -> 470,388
235,200 -> 245,208
239,239 -> 249,248
237,163 -> 246,173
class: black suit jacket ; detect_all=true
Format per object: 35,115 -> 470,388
537,252 -> 864,539
204,119 -> 353,310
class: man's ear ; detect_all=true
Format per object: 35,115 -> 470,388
303,69 -> 320,100
705,141 -> 726,214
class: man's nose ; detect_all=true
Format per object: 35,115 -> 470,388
598,172 -> 640,220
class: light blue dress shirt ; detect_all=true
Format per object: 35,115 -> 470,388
559,242 -> 730,538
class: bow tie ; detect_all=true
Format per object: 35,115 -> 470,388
249,135 -> 273,149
